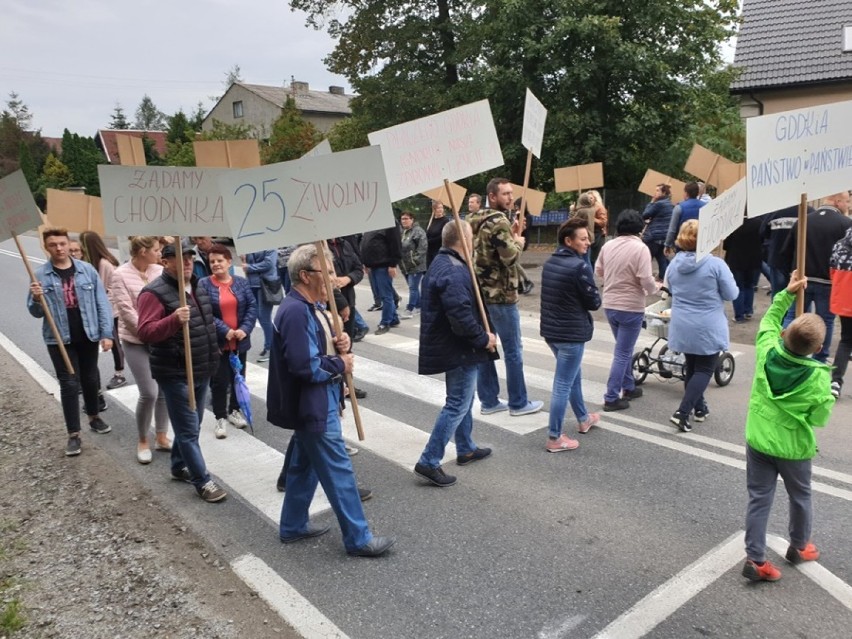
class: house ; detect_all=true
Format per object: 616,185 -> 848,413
95,129 -> 168,164
202,81 -> 352,137
731,0 -> 852,117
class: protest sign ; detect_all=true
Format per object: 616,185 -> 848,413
194,139 -> 261,168
684,144 -> 736,188
554,162 -> 605,193
717,163 -> 746,194
115,134 -> 146,166
368,100 -> 504,201
521,89 -> 547,159
0,170 -> 41,242
423,182 -> 467,210
303,138 -> 332,158
218,145 -> 394,255
696,177 -> 748,260
747,100 -> 852,217
510,183 -> 546,216
637,170 -> 687,204
45,189 -> 105,236
98,165 -> 232,236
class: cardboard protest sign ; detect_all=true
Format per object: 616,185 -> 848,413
684,144 -> 736,188
638,169 -> 687,204
45,189 -> 106,236
0,170 -> 41,242
422,182 -> 467,210
368,100 -> 504,201
193,139 -> 261,168
98,165 -> 232,236
747,100 -> 852,217
696,177 -> 748,260
218,145 -> 394,255
554,162 -> 604,193
521,89 -> 547,159
717,163 -> 746,194
115,134 -> 146,166
509,183 -> 546,216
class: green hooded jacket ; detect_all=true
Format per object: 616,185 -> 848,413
745,290 -> 834,460
468,208 -> 521,304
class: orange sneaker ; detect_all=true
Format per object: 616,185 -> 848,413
742,559 -> 781,582
546,434 -> 580,452
786,542 -> 820,564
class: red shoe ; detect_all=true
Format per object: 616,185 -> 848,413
786,542 -> 820,564
742,559 -> 781,582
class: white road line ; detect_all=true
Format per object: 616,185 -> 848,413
766,535 -> 852,612
537,614 -> 587,639
0,247 -> 46,264
231,554 -> 350,639
592,531 -> 746,639
0,331 -> 60,396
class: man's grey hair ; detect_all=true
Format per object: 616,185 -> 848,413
288,244 -> 318,281
442,219 -> 472,247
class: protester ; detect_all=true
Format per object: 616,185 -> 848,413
425,200 -> 451,267
742,270 -> 834,582
267,244 -> 394,557
137,241 -> 227,503
361,223 -> 402,335
242,249 -> 279,362
641,184 -> 674,280
467,193 -> 482,217
540,218 -> 601,452
665,220 -> 738,431
469,178 -> 543,417
760,205 -> 801,297
276,245 -> 297,294
596,210 -> 658,412
399,210 -> 427,319
588,189 -> 609,268
27,228 -> 113,457
829,226 -> 852,399
664,182 -> 707,251
80,230 -> 126,390
110,236 -> 171,463
190,236 -> 214,279
199,244 -> 257,439
415,220 -> 497,485
723,216 -> 764,323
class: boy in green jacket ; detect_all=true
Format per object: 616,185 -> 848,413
743,270 -> 835,582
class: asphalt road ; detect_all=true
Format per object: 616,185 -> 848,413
3,234 -> 852,639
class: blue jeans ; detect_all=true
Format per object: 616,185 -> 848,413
547,341 -> 588,438
279,413 -> 372,552
645,239 -> 668,280
477,302 -> 528,410
253,287 -> 273,351
160,378 -> 210,489
278,267 -> 292,295
731,268 -> 760,320
782,281 -> 833,362
604,309 -> 643,403
354,309 -> 369,332
372,267 -> 399,327
418,365 -> 478,468
405,272 -> 423,311
769,267 -> 790,298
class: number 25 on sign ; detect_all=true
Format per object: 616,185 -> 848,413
233,177 -> 286,240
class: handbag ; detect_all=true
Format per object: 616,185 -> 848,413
260,277 -> 283,304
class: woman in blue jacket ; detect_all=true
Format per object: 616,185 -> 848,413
540,218 -> 602,452
666,220 -> 739,432
241,249 -> 279,361
200,245 -> 257,439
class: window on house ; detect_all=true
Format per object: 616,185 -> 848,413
844,26 -> 852,52
232,100 -> 244,118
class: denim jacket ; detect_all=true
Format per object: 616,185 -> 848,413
27,258 -> 114,345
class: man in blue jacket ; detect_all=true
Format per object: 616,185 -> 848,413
641,183 -> 673,280
267,244 -> 394,557
414,220 -> 497,487
28,228 -> 113,457
664,182 -> 706,252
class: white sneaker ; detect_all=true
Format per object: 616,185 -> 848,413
214,418 -> 228,439
228,409 -> 248,428
831,381 -> 841,399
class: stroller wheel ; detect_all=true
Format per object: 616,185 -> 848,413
632,351 -> 650,385
715,352 -> 736,386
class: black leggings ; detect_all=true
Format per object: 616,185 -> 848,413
111,318 -> 125,372
677,353 -> 719,415
210,350 -> 247,419
48,340 -> 100,434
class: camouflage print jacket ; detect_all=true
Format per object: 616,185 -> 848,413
468,208 -> 522,305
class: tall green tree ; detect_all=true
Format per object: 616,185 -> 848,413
326,116 -> 369,152
60,129 -> 105,195
38,153 -> 74,197
261,97 -> 323,164
1,93 -> 51,183
134,94 -> 166,130
5,91 -> 33,130
109,104 -> 130,129
166,110 -> 191,144
18,141 -> 37,189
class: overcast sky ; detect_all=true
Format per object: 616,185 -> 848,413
0,0 -> 351,138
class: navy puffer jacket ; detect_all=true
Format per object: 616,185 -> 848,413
540,247 -> 601,343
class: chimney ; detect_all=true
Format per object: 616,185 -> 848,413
329,86 -> 345,95
291,81 -> 309,93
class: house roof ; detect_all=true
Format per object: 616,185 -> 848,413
731,0 -> 852,92
95,130 -> 168,164
233,82 -> 352,116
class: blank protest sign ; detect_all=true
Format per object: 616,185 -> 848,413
45,189 -> 105,236
554,162 -> 605,193
521,89 -> 547,159
0,170 -> 41,242
194,140 -> 261,168
696,177 -> 747,260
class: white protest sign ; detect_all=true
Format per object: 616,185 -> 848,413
0,170 -> 41,242
368,100 -> 504,201
747,100 -> 852,218
303,138 -> 332,158
218,145 -> 394,255
696,177 -> 748,260
521,89 -> 547,158
98,166 -> 231,236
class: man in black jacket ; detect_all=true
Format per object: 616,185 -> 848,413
361,224 -> 402,334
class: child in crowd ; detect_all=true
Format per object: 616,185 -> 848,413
743,270 -> 835,581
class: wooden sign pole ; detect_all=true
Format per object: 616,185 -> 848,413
795,193 -> 808,317
14,232 -> 75,375
518,150 -> 533,232
174,235 -> 196,410
315,241 -> 365,440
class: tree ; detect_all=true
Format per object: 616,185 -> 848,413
261,97 -> 323,164
134,94 -> 165,130
166,110 -> 191,144
326,115 -> 369,152
38,153 -> 74,197
60,129 -> 105,195
109,104 -> 130,129
18,141 -> 37,190
189,101 -> 207,131
5,91 -> 33,130
224,64 -> 243,88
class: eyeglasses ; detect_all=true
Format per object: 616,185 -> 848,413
301,268 -> 322,274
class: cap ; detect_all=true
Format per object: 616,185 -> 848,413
161,240 -> 195,259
